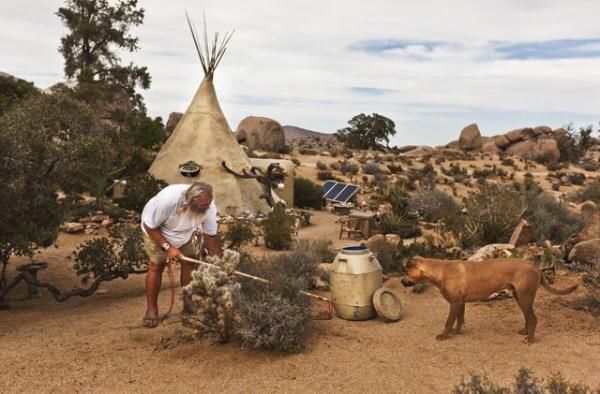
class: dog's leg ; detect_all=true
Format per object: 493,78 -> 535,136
514,291 -> 537,343
453,302 -> 465,334
437,303 -> 461,340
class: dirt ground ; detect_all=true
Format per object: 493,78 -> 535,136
1,211 -> 599,393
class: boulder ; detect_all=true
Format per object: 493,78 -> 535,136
468,244 -> 515,261
509,219 -> 533,247
533,139 -> 560,163
506,127 -> 535,143
552,128 -> 568,140
365,234 -> 385,251
396,145 -> 418,153
165,112 -> 183,136
505,140 -> 537,158
482,141 -> 501,153
534,125 -> 552,135
446,140 -> 460,150
568,239 -> 600,268
494,134 -> 511,149
576,213 -> 600,242
458,123 -> 483,151
235,116 -> 286,152
62,222 -> 84,233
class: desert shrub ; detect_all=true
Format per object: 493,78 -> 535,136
395,238 -> 461,266
362,162 -> 383,174
379,212 -> 421,238
340,161 -> 359,175
330,162 -> 341,171
291,158 -> 301,166
387,163 -> 403,174
222,221 -> 256,250
0,75 -> 38,116
567,172 -> 586,186
73,224 -> 148,282
524,190 -> 584,244
523,173 -> 538,191
114,174 -> 167,213
575,180 -> 600,204
409,188 -> 460,223
298,148 -> 318,155
277,145 -> 292,154
263,203 -> 294,250
556,124 -> 594,163
374,173 -> 390,188
316,161 -> 328,170
453,368 -> 595,394
460,185 -> 524,248
580,160 -> 600,172
237,289 -> 310,352
293,177 -> 323,210
317,170 -> 335,181
501,157 -> 516,167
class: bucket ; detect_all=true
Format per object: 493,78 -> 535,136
330,246 -> 382,320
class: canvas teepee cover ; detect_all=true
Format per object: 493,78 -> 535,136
148,17 -> 270,214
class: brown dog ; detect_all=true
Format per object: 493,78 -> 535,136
404,256 -> 578,343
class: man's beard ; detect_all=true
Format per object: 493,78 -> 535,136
188,205 -> 208,217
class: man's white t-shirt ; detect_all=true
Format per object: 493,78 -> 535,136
141,184 -> 218,248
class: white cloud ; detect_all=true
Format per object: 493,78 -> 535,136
1,0 -> 599,146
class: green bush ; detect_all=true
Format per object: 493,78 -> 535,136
316,161 -> 328,170
222,221 -> 256,250
524,190 -> 584,244
293,177 -> 323,210
317,170 -> 335,181
114,174 -> 167,213
379,212 -> 421,238
73,224 -> 148,282
263,203 -> 294,250
460,185 -> 524,248
409,188 -> 460,223
575,179 -> 600,204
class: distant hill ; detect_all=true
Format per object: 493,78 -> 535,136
283,125 -> 335,142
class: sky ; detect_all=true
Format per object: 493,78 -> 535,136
1,0 -> 600,146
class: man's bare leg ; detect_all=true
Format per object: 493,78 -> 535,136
144,261 -> 165,327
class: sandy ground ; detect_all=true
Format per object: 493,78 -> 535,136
1,211 -> 599,393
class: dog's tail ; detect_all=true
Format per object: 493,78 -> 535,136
540,274 -> 578,295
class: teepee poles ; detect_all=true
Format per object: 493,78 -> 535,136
185,11 -> 234,77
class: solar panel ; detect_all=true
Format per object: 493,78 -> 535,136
322,181 -> 360,203
322,180 -> 337,195
324,183 -> 346,200
333,184 -> 359,203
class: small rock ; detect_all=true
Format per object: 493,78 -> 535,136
568,239 -> 600,268
90,215 -> 105,223
468,244 -> 514,261
79,217 -> 91,224
101,218 -> 114,228
62,222 -> 84,233
84,228 -> 97,235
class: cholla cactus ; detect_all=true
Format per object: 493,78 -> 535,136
182,250 -> 241,342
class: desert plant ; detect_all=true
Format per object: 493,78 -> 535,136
317,170 -> 335,181
523,190 -> 584,244
575,179 -> 600,204
73,224 -> 148,282
409,188 -> 460,223
340,161 -> 359,175
362,162 -> 383,174
379,212 -> 420,238
387,163 -> 403,174
460,185 -> 525,248
316,161 -> 328,170
567,172 -> 586,186
453,368 -> 596,394
114,174 -> 167,212
263,203 -> 294,250
394,238 -> 461,270
293,177 -> 323,210
222,221 -> 256,250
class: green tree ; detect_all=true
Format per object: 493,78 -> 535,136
0,92 -> 118,288
335,113 -> 397,149
0,75 -> 38,116
56,0 -> 150,105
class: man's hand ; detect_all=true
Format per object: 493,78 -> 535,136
167,246 -> 183,261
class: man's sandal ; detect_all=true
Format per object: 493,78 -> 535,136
143,314 -> 160,328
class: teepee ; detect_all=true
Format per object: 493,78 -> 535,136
149,14 -> 270,214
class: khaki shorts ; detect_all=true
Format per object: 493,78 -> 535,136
143,234 -> 198,264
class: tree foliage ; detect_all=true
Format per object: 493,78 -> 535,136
0,92 -> 118,288
335,113 -> 396,149
56,0 -> 150,106
0,75 -> 38,116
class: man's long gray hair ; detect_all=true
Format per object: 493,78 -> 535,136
177,182 -> 213,214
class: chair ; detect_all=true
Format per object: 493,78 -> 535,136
339,217 -> 368,240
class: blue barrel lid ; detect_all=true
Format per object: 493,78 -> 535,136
340,245 -> 369,254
